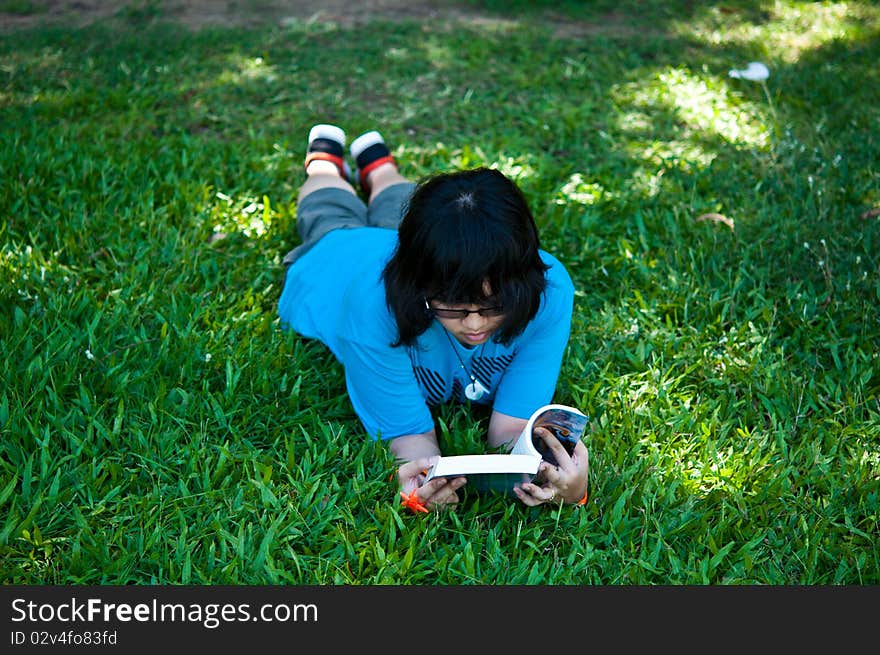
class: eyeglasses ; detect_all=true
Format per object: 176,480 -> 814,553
425,298 -> 504,319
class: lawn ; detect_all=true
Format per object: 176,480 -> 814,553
1,0 -> 878,585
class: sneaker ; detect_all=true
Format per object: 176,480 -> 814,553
304,124 -> 350,179
349,130 -> 396,194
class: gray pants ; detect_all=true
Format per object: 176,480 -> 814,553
282,182 -> 416,268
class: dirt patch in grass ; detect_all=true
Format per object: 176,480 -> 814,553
0,0 -> 642,37
0,1 -> 506,29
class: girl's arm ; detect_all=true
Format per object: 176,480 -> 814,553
486,411 -> 528,449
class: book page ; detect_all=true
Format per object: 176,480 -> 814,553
427,454 -> 541,479
425,454 -> 540,495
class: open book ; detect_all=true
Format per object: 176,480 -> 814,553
424,404 -> 588,494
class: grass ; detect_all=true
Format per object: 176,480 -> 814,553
0,0 -> 878,585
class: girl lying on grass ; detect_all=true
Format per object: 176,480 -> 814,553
277,124 -> 588,511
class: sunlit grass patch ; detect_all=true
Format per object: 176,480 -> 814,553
612,65 -> 771,172
683,1 -> 879,61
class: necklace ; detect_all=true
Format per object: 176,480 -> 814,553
441,328 -> 489,401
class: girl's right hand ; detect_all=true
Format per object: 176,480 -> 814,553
398,457 -> 466,510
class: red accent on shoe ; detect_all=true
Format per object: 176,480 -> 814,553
358,155 -> 397,192
305,151 -> 346,178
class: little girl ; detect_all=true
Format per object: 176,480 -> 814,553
278,124 -> 588,510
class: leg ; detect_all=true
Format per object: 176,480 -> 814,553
366,173 -> 417,230
298,161 -> 357,204
364,162 -> 410,205
349,130 -> 417,229
282,125 -> 369,268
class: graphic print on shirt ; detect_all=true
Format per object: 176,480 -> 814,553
413,354 -> 514,406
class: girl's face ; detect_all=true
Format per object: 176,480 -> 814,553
429,299 -> 505,347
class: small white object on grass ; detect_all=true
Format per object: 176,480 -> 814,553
728,62 -> 770,81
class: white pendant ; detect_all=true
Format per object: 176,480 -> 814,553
465,379 -> 488,401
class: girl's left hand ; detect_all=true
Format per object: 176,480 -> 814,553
513,427 -> 589,507
398,457 -> 466,510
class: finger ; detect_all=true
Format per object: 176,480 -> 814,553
572,441 -> 590,475
398,456 -> 439,480
398,456 -> 440,493
537,461 -> 558,486
517,482 -> 557,505
417,476 -> 452,500
512,485 -> 543,507
535,427 -> 576,472
426,477 -> 466,507
514,484 -> 557,507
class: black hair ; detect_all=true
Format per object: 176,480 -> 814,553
382,167 -> 550,347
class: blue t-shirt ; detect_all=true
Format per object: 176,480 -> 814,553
278,227 -> 574,440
